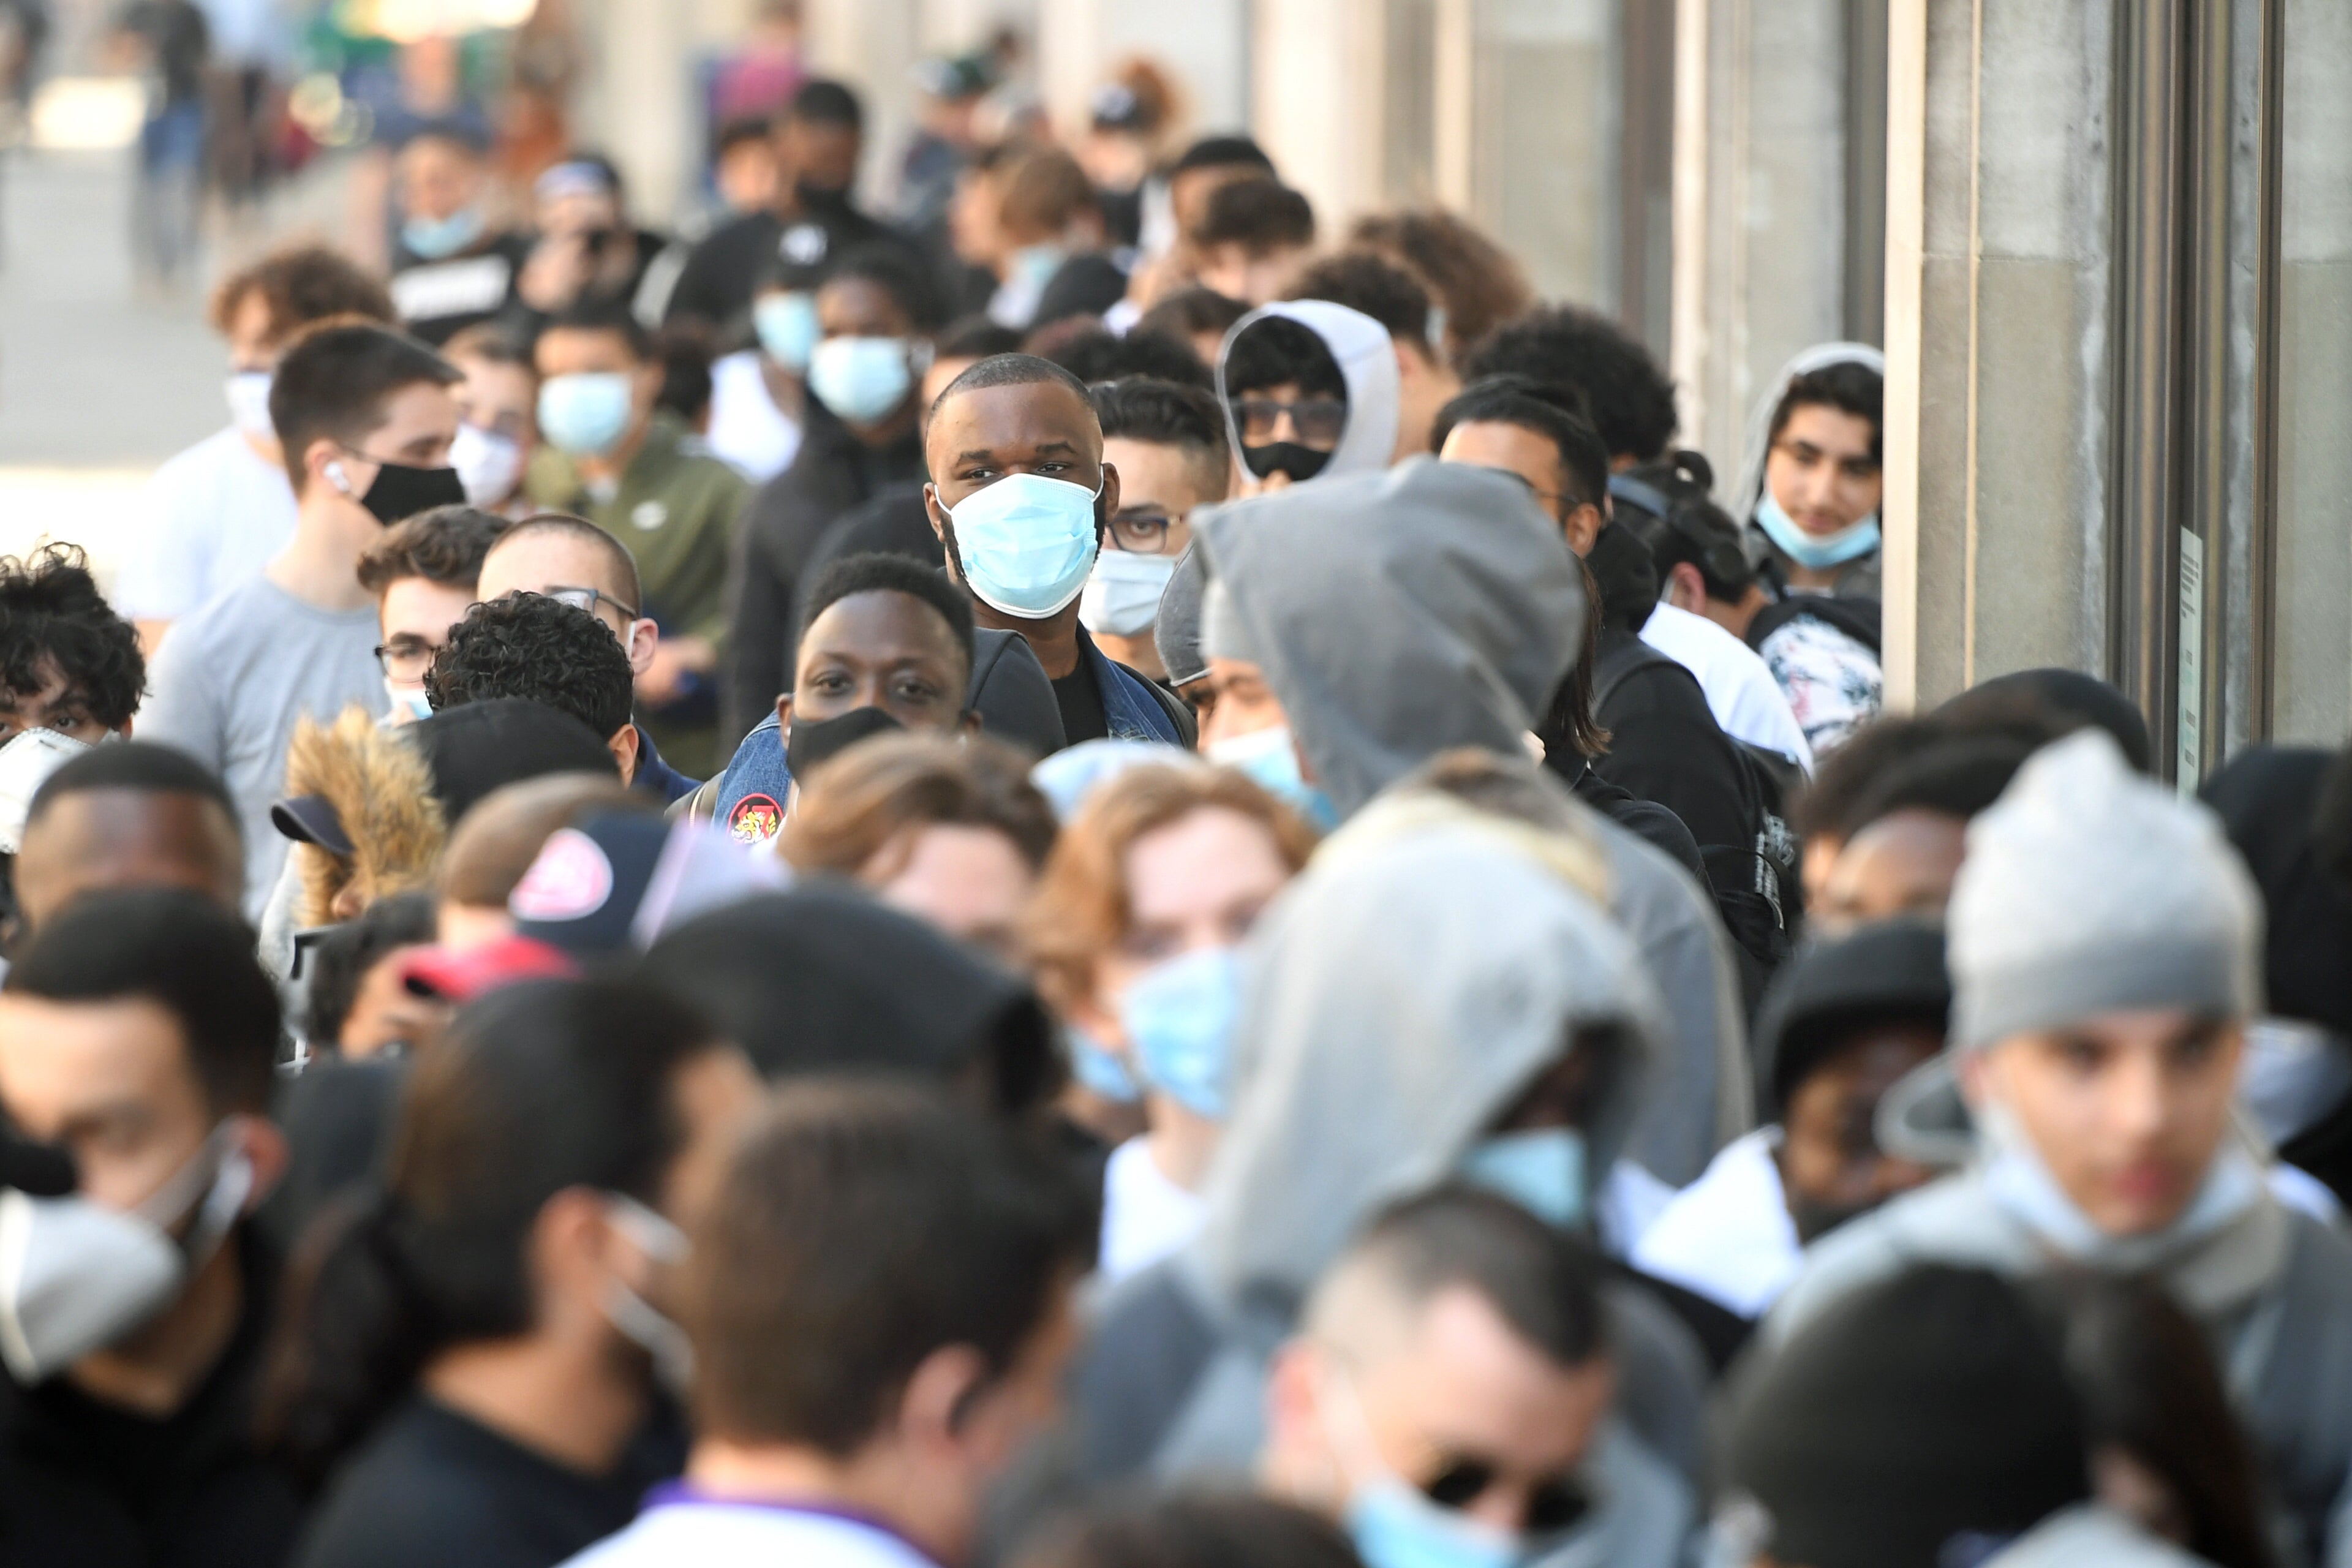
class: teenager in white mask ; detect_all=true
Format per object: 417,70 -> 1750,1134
442,324 -> 540,515
1081,380 -> 1231,685
0,545 -> 143,858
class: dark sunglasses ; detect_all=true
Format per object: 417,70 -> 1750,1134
1422,1455 -> 1594,1536
1231,396 -> 1348,448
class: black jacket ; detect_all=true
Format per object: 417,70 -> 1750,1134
721,405 -> 926,743
0,1231 -> 301,1567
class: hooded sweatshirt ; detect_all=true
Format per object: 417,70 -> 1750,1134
1062,823 -> 1713,1532
1767,735 -> 2352,1568
1214,298 -> 1402,480
1733,341 -> 1888,601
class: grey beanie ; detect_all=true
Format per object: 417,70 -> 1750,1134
1947,729 -> 2263,1050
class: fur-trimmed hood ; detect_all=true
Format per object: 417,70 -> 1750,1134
283,706 -> 447,927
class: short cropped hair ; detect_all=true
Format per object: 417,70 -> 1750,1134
1433,374 -> 1610,510
1191,180 -> 1315,255
28,739 -> 238,832
685,1082 -> 1093,1450
1094,378 -> 1232,496
495,513 -> 644,610
210,244 -> 395,344
6,887 -> 281,1114
930,352 -> 1096,423
426,595 -> 636,741
821,241 -> 944,333
790,78 -> 864,130
0,545 -> 144,729
442,321 -> 537,371
1288,252 -> 1433,353
1463,304 -> 1678,466
1035,325 -> 1211,393
538,299 -> 653,362
799,553 -> 976,679
270,320 -> 461,494
356,505 -> 510,598
1305,1186 -> 1610,1368
1170,135 -> 1276,179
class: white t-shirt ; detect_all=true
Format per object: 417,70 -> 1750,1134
1630,1128 -> 1802,1319
1099,1135 -> 1206,1282
562,1495 -> 941,1568
112,426 -> 298,622
704,350 -> 803,483
1638,602 -> 1814,771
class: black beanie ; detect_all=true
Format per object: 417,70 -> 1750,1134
1753,918 -> 1951,1118
1721,1265 -> 2089,1568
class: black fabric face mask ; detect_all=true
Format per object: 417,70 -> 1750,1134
785,704 -> 905,779
1240,440 -> 1332,484
356,461 -> 467,526
795,179 -> 853,213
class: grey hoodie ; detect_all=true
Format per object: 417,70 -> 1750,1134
1983,1506 -> 2218,1568
1194,458 -> 1583,820
1063,821 -> 1714,1530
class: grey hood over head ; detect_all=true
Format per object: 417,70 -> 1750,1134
1193,458 -> 1584,819
1215,298 -> 1401,477
1187,822 -> 1662,1321
1731,340 -> 1887,526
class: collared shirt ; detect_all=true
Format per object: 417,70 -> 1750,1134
559,1489 -> 943,1568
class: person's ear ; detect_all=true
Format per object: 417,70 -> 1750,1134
609,722 -> 641,784
774,692 -> 793,740
1098,459 -> 1120,518
626,618 -> 658,677
1264,1338 -> 1333,1472
228,1114 -> 290,1211
526,1186 -> 619,1333
1564,502 -> 1604,559
958,707 -> 979,739
896,1341 -> 990,1457
309,438 -> 351,496
923,481 -> 949,542
1665,561 -> 1707,611
1956,1047 -> 1996,1109
328,880 -> 368,923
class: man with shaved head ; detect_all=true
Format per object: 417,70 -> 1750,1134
922,354 -> 1190,748
12,742 -> 244,939
1259,1188 -> 1691,1568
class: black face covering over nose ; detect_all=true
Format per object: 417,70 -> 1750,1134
358,461 -> 467,526
1241,441 -> 1333,484
785,705 -> 905,780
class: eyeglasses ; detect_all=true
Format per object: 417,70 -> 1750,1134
511,586 -> 641,624
374,635 -> 440,682
1107,510 -> 1183,555
1420,1455 -> 1595,1536
1231,396 -> 1348,448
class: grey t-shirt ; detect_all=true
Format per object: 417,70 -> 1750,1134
137,575 -> 386,918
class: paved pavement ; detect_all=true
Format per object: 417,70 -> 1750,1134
0,121 -> 350,587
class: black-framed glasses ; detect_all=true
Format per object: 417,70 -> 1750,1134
374,636 -> 439,682
1231,396 -> 1348,448
1107,510 -> 1183,555
1420,1455 -> 1595,1536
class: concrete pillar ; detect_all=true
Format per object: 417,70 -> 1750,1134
575,0 -> 704,223
1248,0 -> 1387,232
1879,0 -> 2115,710
1668,0 -> 1850,489
1034,0 -> 1249,142
803,0 -> 926,209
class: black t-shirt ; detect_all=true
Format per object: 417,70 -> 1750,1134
295,1396 -> 683,1568
0,1231 -> 301,1568
1054,650 -> 1110,746
388,232 -> 535,347
663,197 -> 904,337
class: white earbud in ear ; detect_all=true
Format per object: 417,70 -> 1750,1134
325,459 -> 353,497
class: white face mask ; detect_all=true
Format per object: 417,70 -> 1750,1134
225,371 -> 274,442
600,1193 -> 692,1396
0,1128 -> 252,1384
0,728 -> 96,854
449,422 -> 524,507
1077,549 -> 1178,637
383,680 -> 435,725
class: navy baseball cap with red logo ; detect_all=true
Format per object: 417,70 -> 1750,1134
510,810 -> 790,960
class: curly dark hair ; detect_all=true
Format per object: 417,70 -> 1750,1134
426,594 -> 635,741
355,505 -> 510,596
1463,304 -> 1678,465
0,544 -> 145,729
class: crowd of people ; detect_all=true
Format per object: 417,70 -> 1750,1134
3,40 -> 2352,1568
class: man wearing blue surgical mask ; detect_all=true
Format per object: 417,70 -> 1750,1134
921,353 -> 1191,748
386,124 -> 533,347
1262,1190 -> 1690,1568
722,244 -> 943,747
704,257 -> 819,484
0,889 -> 296,1564
527,303 -> 751,777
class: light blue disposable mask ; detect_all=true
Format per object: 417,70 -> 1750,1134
1009,243 -> 1067,293
1347,1479 -> 1525,1568
1067,1024 -> 1142,1103
808,335 -> 915,426
1461,1128 -> 1589,1229
537,372 -> 638,458
943,472 -> 1104,618
1117,946 -> 1243,1120
1753,489 -> 1880,571
1206,723 -> 1338,831
752,290 -> 821,372
402,205 -> 485,260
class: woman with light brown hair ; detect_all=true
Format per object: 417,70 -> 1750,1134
782,731 -> 1058,964
1024,761 -> 1317,1280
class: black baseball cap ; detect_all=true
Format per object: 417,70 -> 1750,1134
407,699 -> 620,826
1754,918 -> 1951,1118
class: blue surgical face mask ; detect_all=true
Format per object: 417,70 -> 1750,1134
1009,243 -> 1067,293
809,335 -> 915,426
402,205 -> 485,260
1347,1478 -> 1525,1568
1753,488 -> 1880,571
1067,1024 -> 1142,1103
752,290 -> 821,372
383,679 -> 435,725
538,372 -> 638,458
941,472 -> 1104,618
1117,946 -> 1242,1120
1206,723 -> 1338,831
1461,1128 -> 1588,1229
